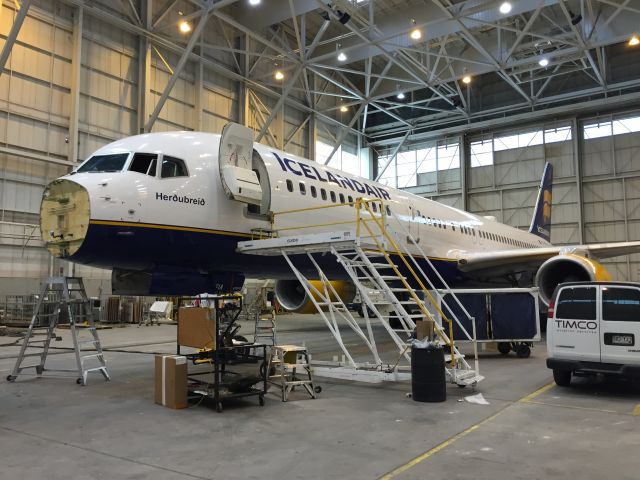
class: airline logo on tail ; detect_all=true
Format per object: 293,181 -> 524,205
530,163 -> 553,242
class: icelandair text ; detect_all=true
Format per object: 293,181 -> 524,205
273,152 -> 391,200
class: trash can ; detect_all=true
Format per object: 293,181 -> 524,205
411,342 -> 446,402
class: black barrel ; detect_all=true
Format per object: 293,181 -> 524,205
411,343 -> 446,402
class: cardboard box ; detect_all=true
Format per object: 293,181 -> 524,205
415,319 -> 435,340
154,355 -> 188,409
178,307 -> 216,349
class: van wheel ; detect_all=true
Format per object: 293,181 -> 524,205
553,369 -> 571,387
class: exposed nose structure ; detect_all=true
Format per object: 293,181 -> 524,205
40,179 -> 90,258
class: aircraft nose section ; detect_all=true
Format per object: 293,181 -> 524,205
40,179 -> 91,258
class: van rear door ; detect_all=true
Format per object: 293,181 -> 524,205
552,285 -> 600,362
600,285 -> 640,365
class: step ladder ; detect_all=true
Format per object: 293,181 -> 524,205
237,198 -> 483,386
254,308 -> 277,346
7,277 -> 110,386
268,345 -> 318,401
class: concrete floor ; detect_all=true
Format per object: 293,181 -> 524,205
1,314 -> 639,480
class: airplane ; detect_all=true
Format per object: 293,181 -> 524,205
39,122 -> 640,312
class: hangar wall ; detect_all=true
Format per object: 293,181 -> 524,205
383,110 -> 640,282
2,1 -> 640,295
0,1 -> 319,295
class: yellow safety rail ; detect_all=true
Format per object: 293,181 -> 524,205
270,197 -> 458,365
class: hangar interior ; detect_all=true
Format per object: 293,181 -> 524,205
2,0 -> 640,293
1,0 -> 640,479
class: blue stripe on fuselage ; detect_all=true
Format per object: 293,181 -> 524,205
70,221 -> 465,289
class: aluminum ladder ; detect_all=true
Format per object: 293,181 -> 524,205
7,277 -> 110,385
254,308 -> 277,346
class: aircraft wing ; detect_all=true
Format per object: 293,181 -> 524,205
457,241 -> 640,272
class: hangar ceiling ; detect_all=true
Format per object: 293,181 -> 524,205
12,0 -> 640,155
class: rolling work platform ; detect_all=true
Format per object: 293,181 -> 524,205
238,199 -> 483,387
7,277 -> 110,385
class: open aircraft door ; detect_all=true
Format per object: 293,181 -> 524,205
219,123 -> 262,205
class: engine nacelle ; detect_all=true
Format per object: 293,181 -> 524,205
535,254 -> 611,305
275,279 -> 356,313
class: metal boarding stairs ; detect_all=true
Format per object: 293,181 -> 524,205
7,276 -> 110,386
238,199 -> 483,387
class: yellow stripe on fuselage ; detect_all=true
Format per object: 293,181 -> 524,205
89,219 -> 253,238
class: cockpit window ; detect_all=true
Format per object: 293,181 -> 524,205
161,156 -> 188,178
77,153 -> 129,173
129,153 -> 157,176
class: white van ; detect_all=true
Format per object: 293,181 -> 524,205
546,282 -> 640,386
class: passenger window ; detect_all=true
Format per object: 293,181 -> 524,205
161,156 -> 188,178
330,191 -> 336,203
129,153 -> 157,176
472,229 -> 476,236
348,196 -> 353,206
311,185 -> 317,198
386,206 -> 391,216
603,287 -> 640,322
339,193 -> 345,204
299,182 -> 306,195
321,188 -> 327,200
556,287 -> 596,320
372,203 -> 377,213
286,180 -> 293,192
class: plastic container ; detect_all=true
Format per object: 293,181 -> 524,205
411,342 -> 446,402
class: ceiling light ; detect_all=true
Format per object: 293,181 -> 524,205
462,75 -> 472,84
249,0 -> 261,5
274,70 -> 284,80
337,51 -> 347,62
179,21 -> 191,33
539,57 -> 549,67
630,35 -> 640,46
340,105 -> 348,113
410,28 -> 422,40
499,2 -> 512,14
397,92 -> 405,100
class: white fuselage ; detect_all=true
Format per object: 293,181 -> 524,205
43,131 -> 551,293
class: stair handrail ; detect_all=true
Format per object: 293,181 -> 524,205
354,199 -> 457,364
383,212 -> 477,343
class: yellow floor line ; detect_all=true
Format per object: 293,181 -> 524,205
379,381 -> 555,480
526,400 -> 619,415
633,404 -> 640,416
378,411 -> 503,480
519,382 -> 556,403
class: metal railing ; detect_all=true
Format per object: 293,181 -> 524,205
268,197 -> 474,367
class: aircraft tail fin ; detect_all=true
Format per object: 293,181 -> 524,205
529,162 -> 553,242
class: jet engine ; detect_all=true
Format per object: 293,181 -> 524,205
275,279 -> 356,313
535,254 -> 611,305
